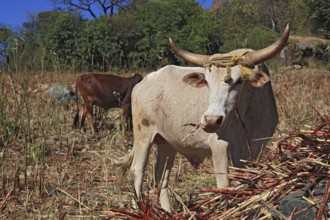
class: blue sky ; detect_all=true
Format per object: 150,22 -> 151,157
0,1 -> 55,28
0,0 -> 213,28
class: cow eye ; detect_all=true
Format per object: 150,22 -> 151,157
235,78 -> 242,84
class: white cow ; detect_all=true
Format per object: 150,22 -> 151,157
116,24 -> 290,212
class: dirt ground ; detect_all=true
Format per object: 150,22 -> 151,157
0,66 -> 329,219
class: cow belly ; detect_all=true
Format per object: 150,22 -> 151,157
155,129 -> 212,164
94,97 -> 120,109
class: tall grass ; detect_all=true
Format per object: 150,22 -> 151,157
272,67 -> 329,135
0,72 -> 77,212
0,66 -> 328,218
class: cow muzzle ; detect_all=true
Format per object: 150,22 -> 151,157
202,115 -> 223,133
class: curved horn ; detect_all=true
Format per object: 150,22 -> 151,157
169,37 -> 210,66
244,23 -> 290,65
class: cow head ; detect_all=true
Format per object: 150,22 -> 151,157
170,24 -> 290,133
133,73 -> 143,84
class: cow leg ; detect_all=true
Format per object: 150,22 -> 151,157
131,135 -> 154,202
208,133 -> 229,187
79,107 -> 86,132
155,142 -> 176,212
85,103 -> 97,134
122,104 -> 131,133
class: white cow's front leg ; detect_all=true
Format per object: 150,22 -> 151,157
208,133 -> 229,187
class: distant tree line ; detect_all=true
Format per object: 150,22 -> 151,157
0,0 -> 329,73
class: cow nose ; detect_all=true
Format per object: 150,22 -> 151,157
203,115 -> 223,132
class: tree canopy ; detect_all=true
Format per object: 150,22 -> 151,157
0,0 -> 329,73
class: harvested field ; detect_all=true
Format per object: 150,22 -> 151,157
109,119 -> 330,219
0,67 -> 329,219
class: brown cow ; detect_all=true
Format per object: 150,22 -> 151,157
73,73 -> 143,134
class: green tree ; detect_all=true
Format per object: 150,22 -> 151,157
0,25 -> 26,73
22,10 -> 71,72
0,25 -> 14,69
288,0 -> 311,35
306,0 -> 330,38
123,0 -> 212,68
209,0 -> 291,52
108,12 -> 141,69
51,0 -> 131,18
253,0 -> 291,32
210,0 -> 259,52
2,0 -> 328,73
76,16 -> 121,71
45,12 -> 84,72
245,26 -> 277,50
21,16 -> 40,71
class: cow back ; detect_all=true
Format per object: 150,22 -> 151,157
77,73 -> 142,109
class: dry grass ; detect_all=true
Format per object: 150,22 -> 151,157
272,67 -> 329,135
0,67 -> 329,219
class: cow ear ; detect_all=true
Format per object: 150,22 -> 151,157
250,72 -> 270,88
183,72 -> 207,88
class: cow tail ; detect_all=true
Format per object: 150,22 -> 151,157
73,79 -> 80,128
112,151 -> 134,194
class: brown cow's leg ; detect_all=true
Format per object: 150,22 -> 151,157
86,110 -> 96,134
79,111 -> 84,132
122,104 -> 131,133
84,101 -> 97,134
80,107 -> 87,133
80,94 -> 90,133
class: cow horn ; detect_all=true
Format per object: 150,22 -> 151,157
169,37 -> 210,66
244,23 -> 290,65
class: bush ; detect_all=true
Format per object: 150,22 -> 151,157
245,26 -> 277,50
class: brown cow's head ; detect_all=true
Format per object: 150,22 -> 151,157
133,73 -> 143,84
170,24 -> 290,132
